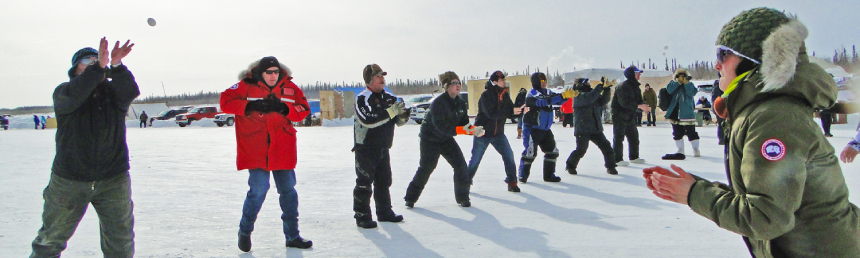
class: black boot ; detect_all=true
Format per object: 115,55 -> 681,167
286,236 -> 313,249
507,182 -> 520,192
607,167 -> 618,175
355,213 -> 378,229
377,210 -> 404,223
543,160 -> 560,182
454,181 -> 471,208
238,234 -> 251,252
518,160 -> 532,183
661,153 -> 686,160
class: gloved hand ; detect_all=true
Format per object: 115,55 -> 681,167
386,101 -> 406,118
266,96 -> 290,115
604,79 -> 617,87
245,99 -> 271,115
398,108 -> 411,121
561,89 -> 579,99
473,126 -> 485,137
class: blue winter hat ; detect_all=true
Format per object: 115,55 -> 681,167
71,47 -> 98,66
623,65 -> 643,80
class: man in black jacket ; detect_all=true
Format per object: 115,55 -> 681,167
31,38 -> 139,258
514,87 -> 527,139
404,71 -> 473,207
467,71 -> 525,192
610,66 -> 650,167
352,64 -> 409,229
565,78 -> 619,175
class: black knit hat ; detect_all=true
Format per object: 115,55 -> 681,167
71,47 -> 98,66
253,56 -> 284,85
717,7 -> 790,63
530,72 -> 547,89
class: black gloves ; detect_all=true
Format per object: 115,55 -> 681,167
245,99 -> 271,115
268,97 -> 290,116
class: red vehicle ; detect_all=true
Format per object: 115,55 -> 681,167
175,106 -> 219,127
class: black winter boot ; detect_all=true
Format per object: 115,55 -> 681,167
507,182 -> 520,192
286,236 -> 313,249
661,153 -> 686,160
355,213 -> 378,229
238,234 -> 251,252
607,167 -> 619,175
377,211 -> 404,223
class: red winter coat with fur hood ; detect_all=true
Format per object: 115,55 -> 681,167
220,60 -> 310,171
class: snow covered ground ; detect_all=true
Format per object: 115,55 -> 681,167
1,117 -> 859,257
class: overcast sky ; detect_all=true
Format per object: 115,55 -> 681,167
1,0 -> 858,109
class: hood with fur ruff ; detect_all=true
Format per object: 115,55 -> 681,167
238,59 -> 293,84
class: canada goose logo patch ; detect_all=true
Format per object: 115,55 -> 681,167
761,139 -> 786,161
228,83 -> 239,90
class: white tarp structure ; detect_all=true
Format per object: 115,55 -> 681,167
564,68 -> 672,83
127,103 -> 169,120
809,56 -> 853,78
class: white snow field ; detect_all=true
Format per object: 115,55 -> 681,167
2,118 -> 859,257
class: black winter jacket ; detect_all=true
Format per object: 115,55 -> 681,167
419,93 -> 469,142
610,75 -> 644,126
354,89 -> 404,149
474,81 -> 514,137
573,83 -> 612,135
52,63 -> 140,182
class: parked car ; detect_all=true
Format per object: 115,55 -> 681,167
214,113 -> 235,127
149,106 -> 192,125
0,114 -> 10,130
175,106 -> 219,127
410,92 -> 468,124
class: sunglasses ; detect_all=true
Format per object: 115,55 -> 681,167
449,81 -> 461,86
80,57 -> 98,66
263,69 -> 280,75
716,45 -> 760,64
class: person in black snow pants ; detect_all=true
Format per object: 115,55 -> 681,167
517,72 -> 578,183
404,71 -> 474,208
352,64 -> 410,229
565,77 -> 619,175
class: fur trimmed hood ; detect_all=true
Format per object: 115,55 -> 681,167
760,17 -> 807,92
237,59 -> 293,83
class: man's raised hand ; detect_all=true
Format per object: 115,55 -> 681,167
98,37 -> 109,67
110,40 -> 134,65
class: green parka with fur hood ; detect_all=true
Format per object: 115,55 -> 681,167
687,18 -> 860,257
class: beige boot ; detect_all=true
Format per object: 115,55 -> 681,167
517,128 -> 523,139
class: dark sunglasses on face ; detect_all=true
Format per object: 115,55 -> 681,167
80,57 -> 97,66
716,49 -> 732,63
450,81 -> 461,85
264,69 -> 280,75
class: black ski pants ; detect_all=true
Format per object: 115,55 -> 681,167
671,124 -> 700,141
566,133 -> 617,169
518,128 -> 560,180
405,137 -> 470,204
612,123 -> 640,162
353,146 -> 394,219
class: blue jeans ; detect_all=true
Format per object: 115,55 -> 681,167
239,169 -> 300,240
467,135 -> 518,183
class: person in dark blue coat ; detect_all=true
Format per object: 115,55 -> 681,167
517,72 -> 577,183
565,77 -> 619,175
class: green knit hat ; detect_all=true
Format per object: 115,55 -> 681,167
716,7 -> 790,63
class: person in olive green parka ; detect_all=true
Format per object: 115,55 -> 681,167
643,7 -> 860,258
642,84 -> 657,126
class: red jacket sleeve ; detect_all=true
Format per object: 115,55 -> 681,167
220,83 -> 248,116
282,82 -> 310,122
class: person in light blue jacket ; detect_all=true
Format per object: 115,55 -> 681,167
518,72 -> 577,183
662,68 -> 699,160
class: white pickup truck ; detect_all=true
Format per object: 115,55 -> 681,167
214,113 -> 235,127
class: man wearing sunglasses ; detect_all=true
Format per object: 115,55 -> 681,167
220,56 -> 313,251
352,64 -> 409,229
517,72 -> 578,183
644,7 -> 860,257
31,38 -> 138,257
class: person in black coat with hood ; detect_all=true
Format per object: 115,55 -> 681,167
610,66 -> 650,166
404,71 -> 473,208
566,77 -> 619,175
514,87 -> 527,139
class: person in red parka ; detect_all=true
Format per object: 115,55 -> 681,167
220,56 -> 312,251
560,97 -> 574,128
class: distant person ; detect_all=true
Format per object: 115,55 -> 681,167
644,8 -> 860,257
31,38 -> 138,257
711,78 -> 725,145
696,96 -> 712,124
642,83 -> 657,126
468,71 -> 525,192
661,69 -> 699,160
610,66 -> 649,166
515,87 -> 527,139
220,56 -> 313,251
404,71 -> 473,208
33,114 -> 40,130
820,109 -> 834,137
40,115 -> 47,129
352,64 -> 409,229
139,111 -> 148,128
517,72 -> 577,183
565,77 -> 618,175
560,96 -> 574,128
